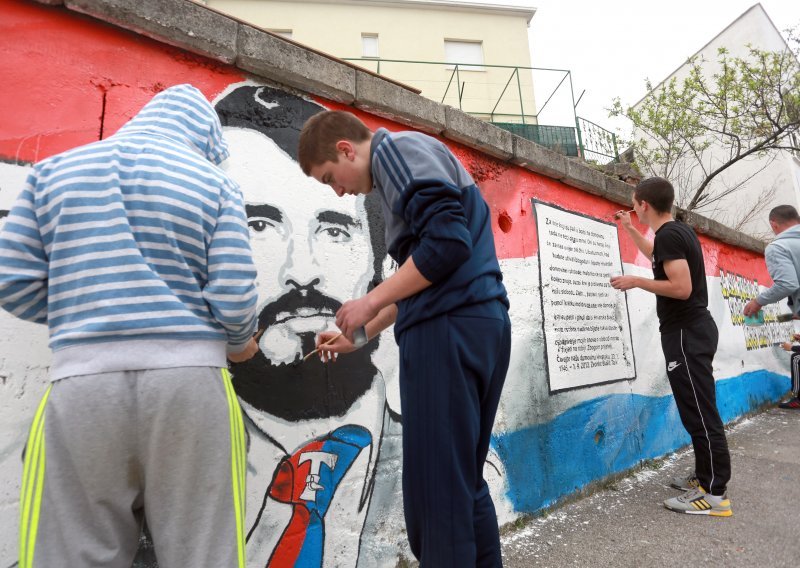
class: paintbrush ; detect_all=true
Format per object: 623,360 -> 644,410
611,209 -> 635,220
299,332 -> 343,364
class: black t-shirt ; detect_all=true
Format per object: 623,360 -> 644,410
652,221 -> 710,332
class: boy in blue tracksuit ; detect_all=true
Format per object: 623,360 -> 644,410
298,111 -> 511,567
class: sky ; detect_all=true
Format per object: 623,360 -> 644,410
486,0 -> 800,136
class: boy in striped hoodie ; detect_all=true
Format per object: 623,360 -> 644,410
0,84 -> 258,568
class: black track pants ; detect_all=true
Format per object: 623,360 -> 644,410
660,317 -> 730,496
790,350 -> 800,397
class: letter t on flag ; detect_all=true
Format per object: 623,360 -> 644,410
266,425 -> 372,568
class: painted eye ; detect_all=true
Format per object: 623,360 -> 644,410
248,218 -> 270,232
316,226 -> 351,242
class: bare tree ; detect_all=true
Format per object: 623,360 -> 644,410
611,27 -> 800,227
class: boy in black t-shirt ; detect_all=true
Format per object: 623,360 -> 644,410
611,177 -> 732,517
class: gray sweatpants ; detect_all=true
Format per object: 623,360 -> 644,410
18,367 -> 246,568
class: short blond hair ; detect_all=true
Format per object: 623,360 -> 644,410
298,111 -> 371,175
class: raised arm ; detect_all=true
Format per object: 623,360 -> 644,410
615,210 -> 653,260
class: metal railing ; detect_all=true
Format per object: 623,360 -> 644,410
343,57 -> 553,124
576,117 -> 619,163
343,57 -> 619,162
493,122 -> 580,157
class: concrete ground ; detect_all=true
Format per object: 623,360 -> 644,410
500,406 -> 799,567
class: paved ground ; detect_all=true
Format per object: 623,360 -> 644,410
500,406 -> 800,567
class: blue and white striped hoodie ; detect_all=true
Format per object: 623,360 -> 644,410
0,84 -> 258,380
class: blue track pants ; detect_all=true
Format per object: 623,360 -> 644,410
398,300 -> 511,567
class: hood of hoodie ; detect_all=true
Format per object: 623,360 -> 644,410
115,83 -> 229,165
774,224 -> 800,244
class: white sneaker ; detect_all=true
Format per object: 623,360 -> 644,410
664,487 -> 732,517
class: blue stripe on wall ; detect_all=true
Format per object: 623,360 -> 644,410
492,370 -> 788,513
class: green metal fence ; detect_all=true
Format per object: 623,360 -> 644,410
576,117 -> 619,163
494,119 -> 618,162
492,122 -> 579,157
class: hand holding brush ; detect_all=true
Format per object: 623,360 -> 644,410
300,332 -> 343,363
227,327 -> 264,363
611,209 -> 635,220
300,326 -> 369,365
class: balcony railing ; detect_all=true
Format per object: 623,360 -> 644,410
343,57 -> 618,162
493,122 -> 580,157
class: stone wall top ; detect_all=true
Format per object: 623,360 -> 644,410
40,0 -> 766,254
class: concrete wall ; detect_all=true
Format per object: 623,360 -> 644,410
0,1 -> 792,566
205,0 -> 538,122
633,4 -> 800,239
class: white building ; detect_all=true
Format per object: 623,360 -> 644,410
632,3 -> 800,238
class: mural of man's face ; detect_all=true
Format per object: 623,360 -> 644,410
227,128 -> 374,361
223,128 -> 379,421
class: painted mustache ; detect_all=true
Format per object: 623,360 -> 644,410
257,286 -> 342,331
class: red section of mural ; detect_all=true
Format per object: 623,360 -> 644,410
0,0 -> 243,163
317,99 -> 771,282
1,0 -> 768,284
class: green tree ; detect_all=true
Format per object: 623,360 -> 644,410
611,28 -> 800,231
